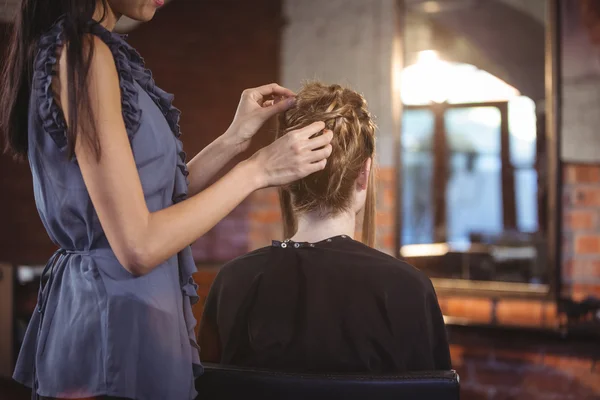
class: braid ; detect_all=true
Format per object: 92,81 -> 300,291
276,82 -> 377,245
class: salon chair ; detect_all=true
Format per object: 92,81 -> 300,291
196,363 -> 460,400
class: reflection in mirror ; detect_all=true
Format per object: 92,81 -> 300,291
399,0 -> 550,287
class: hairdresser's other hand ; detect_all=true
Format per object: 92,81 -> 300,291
247,122 -> 333,188
224,83 -> 296,153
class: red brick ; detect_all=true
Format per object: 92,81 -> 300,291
382,187 -> 395,209
496,300 -> 544,326
249,209 -> 282,224
376,211 -> 394,228
542,355 -> 593,375
441,297 -> 492,323
563,190 -> 573,207
380,232 -> 395,250
449,344 -> 464,361
451,328 -> 600,399
376,167 -> 395,183
491,389 -> 555,400
461,387 -> 493,400
193,270 -> 218,287
563,234 -> 573,256
450,344 -> 493,364
563,259 -> 575,280
588,260 -> 600,278
564,164 -> 600,184
251,188 -> 279,206
542,303 -> 560,328
196,288 -> 211,298
521,369 -> 577,395
574,368 -> 600,396
249,230 -> 268,246
493,349 -> 544,366
563,210 -> 597,230
574,235 -> 600,254
570,283 -> 600,300
565,259 -> 600,280
571,187 -> 600,207
474,365 -> 524,387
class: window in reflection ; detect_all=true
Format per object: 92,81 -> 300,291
400,51 -> 544,284
402,109 -> 435,245
445,106 -> 504,244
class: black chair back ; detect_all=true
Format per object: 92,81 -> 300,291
196,363 -> 460,400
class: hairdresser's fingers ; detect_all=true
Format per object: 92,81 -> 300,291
306,158 -> 328,174
306,144 -> 333,163
260,96 -> 296,118
262,95 -> 292,108
304,129 -> 333,151
246,83 -> 296,100
290,121 -> 326,140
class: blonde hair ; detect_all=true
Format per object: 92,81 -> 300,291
277,82 -> 376,247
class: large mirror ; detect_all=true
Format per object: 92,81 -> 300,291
398,0 -> 559,295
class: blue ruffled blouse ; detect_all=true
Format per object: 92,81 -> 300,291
12,17 -> 202,400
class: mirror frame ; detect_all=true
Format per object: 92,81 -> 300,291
394,0 -> 562,299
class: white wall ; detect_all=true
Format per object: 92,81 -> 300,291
560,0 -> 600,163
281,0 -> 402,167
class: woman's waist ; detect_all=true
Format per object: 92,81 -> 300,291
37,249 -> 187,324
56,247 -> 114,256
47,245 -> 179,279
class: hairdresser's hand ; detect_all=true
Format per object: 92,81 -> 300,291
224,83 -> 297,154
247,122 -> 333,189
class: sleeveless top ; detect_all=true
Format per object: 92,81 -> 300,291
12,17 -> 202,400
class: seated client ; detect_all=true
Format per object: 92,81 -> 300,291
198,82 -> 451,373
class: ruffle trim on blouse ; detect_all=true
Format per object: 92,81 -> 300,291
89,24 -> 198,307
89,23 -> 191,209
35,18 -> 68,150
35,17 -> 142,150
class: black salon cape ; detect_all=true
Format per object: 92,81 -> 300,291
199,236 -> 452,373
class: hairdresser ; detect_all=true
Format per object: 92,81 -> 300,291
0,1 -> 333,399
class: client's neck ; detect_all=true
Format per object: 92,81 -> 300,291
291,209 -> 356,243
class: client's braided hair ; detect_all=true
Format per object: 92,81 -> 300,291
277,82 -> 376,246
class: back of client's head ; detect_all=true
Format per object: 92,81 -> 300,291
277,82 -> 376,246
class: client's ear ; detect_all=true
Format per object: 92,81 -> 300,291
357,158 -> 372,190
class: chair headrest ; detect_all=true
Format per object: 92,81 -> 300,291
196,363 -> 460,400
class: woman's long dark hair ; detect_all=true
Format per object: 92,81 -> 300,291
0,0 -> 108,160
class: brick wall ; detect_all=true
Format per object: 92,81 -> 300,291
563,164 -> 600,300
0,0 -> 281,265
449,326 -> 600,400
431,164 -> 600,330
0,23 -> 56,265
123,0 -> 283,263
426,162 -> 600,399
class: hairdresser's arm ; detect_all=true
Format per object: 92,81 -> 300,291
184,135 -> 238,197
62,37 -> 332,276
186,84 -> 296,196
